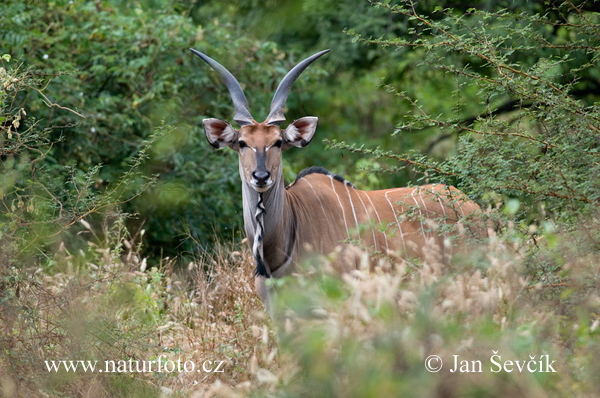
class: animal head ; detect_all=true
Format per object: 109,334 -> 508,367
191,49 -> 329,193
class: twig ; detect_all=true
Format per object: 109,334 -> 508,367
526,283 -> 570,289
34,88 -> 86,119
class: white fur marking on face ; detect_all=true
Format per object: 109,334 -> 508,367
265,141 -> 281,151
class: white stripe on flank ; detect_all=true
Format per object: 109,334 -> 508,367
302,177 -> 330,223
354,188 -> 378,252
437,196 -> 448,257
330,176 -> 351,239
438,198 -> 447,219
384,189 -> 407,255
454,193 -> 467,218
418,189 -> 430,219
418,189 -> 435,241
411,188 -> 430,247
345,184 -> 361,240
459,203 -> 466,218
364,192 -> 388,253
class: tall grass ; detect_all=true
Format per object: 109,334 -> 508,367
2,212 -> 599,397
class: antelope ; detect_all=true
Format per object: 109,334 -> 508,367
191,49 -> 482,311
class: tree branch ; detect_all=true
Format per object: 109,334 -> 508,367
425,100 -> 533,152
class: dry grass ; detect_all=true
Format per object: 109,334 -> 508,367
161,241 -> 284,395
1,217 -> 600,397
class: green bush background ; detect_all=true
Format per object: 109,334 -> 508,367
2,0 -> 600,396
3,0 -> 598,257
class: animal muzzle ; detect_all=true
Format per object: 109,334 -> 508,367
251,170 -> 272,192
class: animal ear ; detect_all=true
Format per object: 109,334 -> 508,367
203,118 -> 238,149
283,117 -> 318,148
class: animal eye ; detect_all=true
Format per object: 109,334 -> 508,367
238,140 -> 247,148
273,139 -> 283,148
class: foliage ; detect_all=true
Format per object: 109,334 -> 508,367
0,0 -> 308,256
3,0 -> 600,256
2,0 -> 600,397
0,219 -> 277,397
266,226 -> 600,398
203,0 -> 600,191
1,216 -> 166,396
319,1 -> 600,228
1,56 -> 162,396
281,2 -> 600,395
326,0 -> 600,302
4,216 -> 598,397
0,60 -> 160,260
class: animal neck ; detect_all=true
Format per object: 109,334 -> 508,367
241,171 -> 296,278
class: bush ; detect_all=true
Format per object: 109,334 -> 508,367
2,1 -> 600,397
340,1 -> 600,219
0,0 -> 314,257
269,2 -> 600,397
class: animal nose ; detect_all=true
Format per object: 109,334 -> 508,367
252,170 -> 270,186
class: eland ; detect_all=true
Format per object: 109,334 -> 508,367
191,49 -> 482,311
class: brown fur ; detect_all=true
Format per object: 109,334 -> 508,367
280,174 -> 481,274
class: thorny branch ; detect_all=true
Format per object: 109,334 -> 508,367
367,0 -> 600,124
